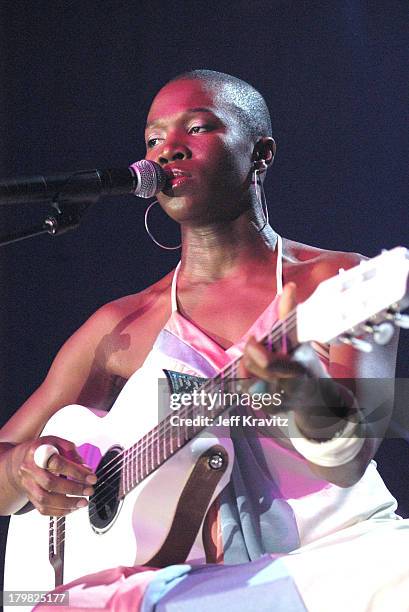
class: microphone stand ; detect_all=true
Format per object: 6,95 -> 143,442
0,200 -> 94,247
0,168 -> 118,246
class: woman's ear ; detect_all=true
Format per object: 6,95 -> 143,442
252,137 -> 276,173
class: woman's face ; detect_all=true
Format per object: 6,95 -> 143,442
144,79 -> 255,225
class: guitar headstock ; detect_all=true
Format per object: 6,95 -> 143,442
297,247 -> 409,346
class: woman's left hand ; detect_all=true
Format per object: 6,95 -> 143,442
241,283 -> 351,436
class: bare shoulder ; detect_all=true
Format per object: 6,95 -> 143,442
85,269 -> 174,334
282,238 -> 366,300
78,268 -> 175,379
284,237 -> 365,268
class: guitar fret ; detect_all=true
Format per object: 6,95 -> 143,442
152,429 -> 158,470
176,419 -> 181,449
148,432 -> 152,473
128,448 -> 132,492
135,445 -> 141,484
133,443 -> 137,484
139,441 -> 143,483
135,444 -> 139,486
125,450 -> 130,492
140,438 -> 145,479
145,432 -> 148,473
144,435 -> 148,477
147,435 -> 150,474
134,443 -> 139,482
183,410 -> 188,443
144,432 -> 148,476
129,446 -> 132,489
150,429 -> 154,472
169,430 -> 174,455
132,445 -> 139,486
147,430 -> 151,473
191,405 -> 195,439
123,449 -> 127,494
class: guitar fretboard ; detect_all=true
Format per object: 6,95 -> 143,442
119,311 -> 298,497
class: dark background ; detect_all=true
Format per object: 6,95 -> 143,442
0,0 -> 408,587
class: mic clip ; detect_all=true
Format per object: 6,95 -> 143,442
43,200 -> 93,236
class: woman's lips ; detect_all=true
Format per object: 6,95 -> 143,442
164,169 -> 192,192
168,175 -> 191,188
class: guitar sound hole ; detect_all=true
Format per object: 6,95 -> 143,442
88,446 -> 122,532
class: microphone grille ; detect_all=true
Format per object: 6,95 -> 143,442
130,160 -> 166,198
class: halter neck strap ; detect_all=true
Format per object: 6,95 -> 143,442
276,233 -> 283,295
171,261 -> 182,313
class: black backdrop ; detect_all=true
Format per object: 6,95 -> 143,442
0,0 -> 408,586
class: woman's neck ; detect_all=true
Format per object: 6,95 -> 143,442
178,213 -> 279,285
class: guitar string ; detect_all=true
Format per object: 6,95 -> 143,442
53,310 -> 298,535
53,311 -> 297,533
53,316 -> 298,543
53,310 -> 297,541
84,309 -> 297,499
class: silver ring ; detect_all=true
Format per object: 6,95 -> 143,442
33,444 -> 60,469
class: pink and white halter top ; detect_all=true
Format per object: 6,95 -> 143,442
113,235 -> 398,563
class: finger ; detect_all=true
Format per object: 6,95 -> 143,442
244,337 -> 270,366
35,467 -> 95,498
244,353 -> 306,382
28,482 -> 89,516
46,454 -> 97,485
243,336 -> 301,375
278,282 -> 297,320
40,435 -> 91,468
240,336 -> 271,379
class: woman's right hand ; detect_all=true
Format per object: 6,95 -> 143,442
8,435 -> 97,516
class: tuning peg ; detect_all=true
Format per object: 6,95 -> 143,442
393,313 -> 409,329
339,335 -> 373,352
373,322 -> 395,345
362,322 -> 395,345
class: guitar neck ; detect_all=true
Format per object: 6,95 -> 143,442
120,311 -> 298,497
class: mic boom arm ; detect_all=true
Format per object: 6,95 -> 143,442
0,168 -> 136,206
0,161 -> 167,247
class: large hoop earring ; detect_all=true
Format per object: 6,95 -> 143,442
144,200 -> 182,251
253,168 -> 269,232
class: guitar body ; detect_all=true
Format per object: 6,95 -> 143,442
4,402 -> 234,594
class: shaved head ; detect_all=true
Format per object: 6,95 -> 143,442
168,69 -> 272,142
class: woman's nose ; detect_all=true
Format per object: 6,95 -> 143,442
158,142 -> 191,165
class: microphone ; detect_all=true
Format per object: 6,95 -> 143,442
0,160 -> 167,205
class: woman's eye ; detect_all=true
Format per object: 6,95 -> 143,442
189,125 -> 207,134
147,137 -> 160,148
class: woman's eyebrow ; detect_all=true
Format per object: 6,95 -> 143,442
145,107 -> 216,130
186,107 -> 214,114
